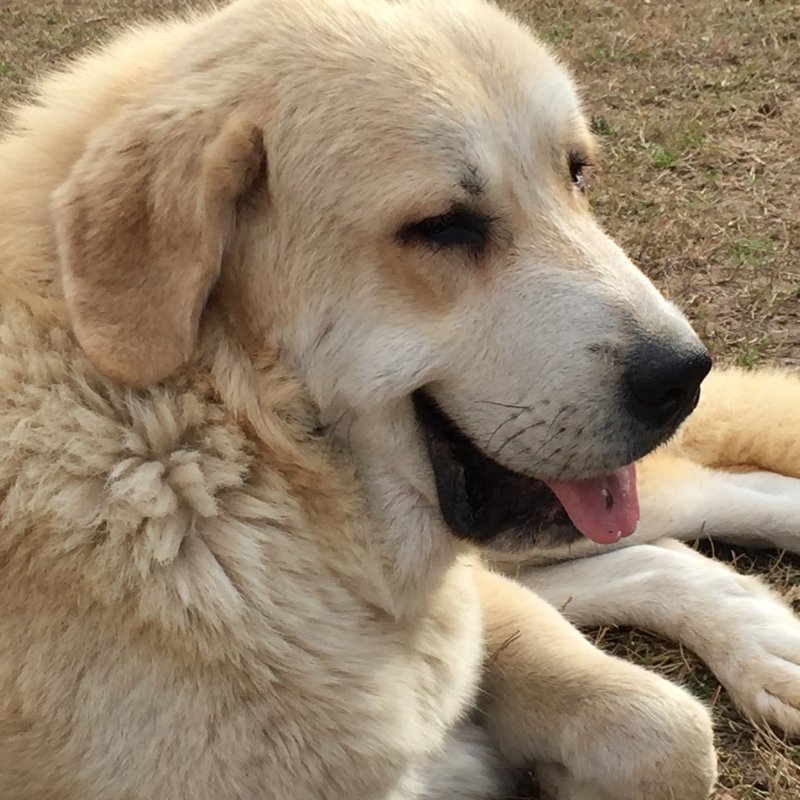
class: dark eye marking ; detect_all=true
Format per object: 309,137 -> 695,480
399,206 -> 493,255
568,150 -> 591,194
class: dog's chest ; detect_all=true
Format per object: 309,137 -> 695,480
252,559 -> 486,798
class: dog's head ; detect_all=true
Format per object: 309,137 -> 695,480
52,0 -> 709,568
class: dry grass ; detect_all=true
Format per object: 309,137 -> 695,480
0,0 -> 798,797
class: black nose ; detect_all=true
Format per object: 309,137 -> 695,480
625,341 -> 712,428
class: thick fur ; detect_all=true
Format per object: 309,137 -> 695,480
0,0 -> 739,798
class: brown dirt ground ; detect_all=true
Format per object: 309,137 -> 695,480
1,0 -> 798,798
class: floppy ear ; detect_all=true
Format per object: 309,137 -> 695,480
52,106 -> 266,388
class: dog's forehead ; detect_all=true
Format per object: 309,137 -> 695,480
271,6 -> 582,170
211,0 -> 591,216
358,0 -> 585,140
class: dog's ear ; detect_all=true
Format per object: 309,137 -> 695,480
52,106 -> 266,388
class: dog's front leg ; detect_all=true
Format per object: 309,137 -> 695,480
474,566 -> 717,800
517,540 -> 800,734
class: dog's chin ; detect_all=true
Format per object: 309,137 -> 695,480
411,390 -> 583,550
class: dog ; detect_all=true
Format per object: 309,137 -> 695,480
0,0 -> 764,796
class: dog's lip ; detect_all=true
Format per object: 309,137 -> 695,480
411,389 -> 573,544
412,389 -> 640,545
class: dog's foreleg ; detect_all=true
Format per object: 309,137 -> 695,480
474,566 -> 716,800
516,540 -> 800,733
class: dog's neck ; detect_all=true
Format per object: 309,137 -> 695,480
204,320 -> 461,621
320,398 -> 462,621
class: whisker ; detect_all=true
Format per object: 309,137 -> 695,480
486,406 -> 531,451
513,405 -> 576,463
495,418 -> 547,459
474,399 -> 531,411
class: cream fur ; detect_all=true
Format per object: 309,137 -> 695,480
0,0 -> 735,798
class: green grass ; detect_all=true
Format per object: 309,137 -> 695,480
735,335 -> 771,369
546,22 -> 574,44
730,234 -> 777,268
590,113 -> 618,138
648,143 -> 680,169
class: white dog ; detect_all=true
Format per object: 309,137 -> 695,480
2,0 -> 792,798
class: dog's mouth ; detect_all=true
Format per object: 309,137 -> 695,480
412,390 -> 639,546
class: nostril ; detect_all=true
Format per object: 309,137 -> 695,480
654,385 -> 684,417
625,342 -> 711,428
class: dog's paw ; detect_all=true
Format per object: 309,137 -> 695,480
535,666 -> 717,800
701,579 -> 800,734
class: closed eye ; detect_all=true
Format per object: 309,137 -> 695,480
399,206 -> 492,255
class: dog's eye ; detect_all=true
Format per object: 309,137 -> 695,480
569,152 -> 590,194
400,207 -> 491,254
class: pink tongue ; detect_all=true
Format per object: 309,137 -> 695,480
545,464 -> 639,544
